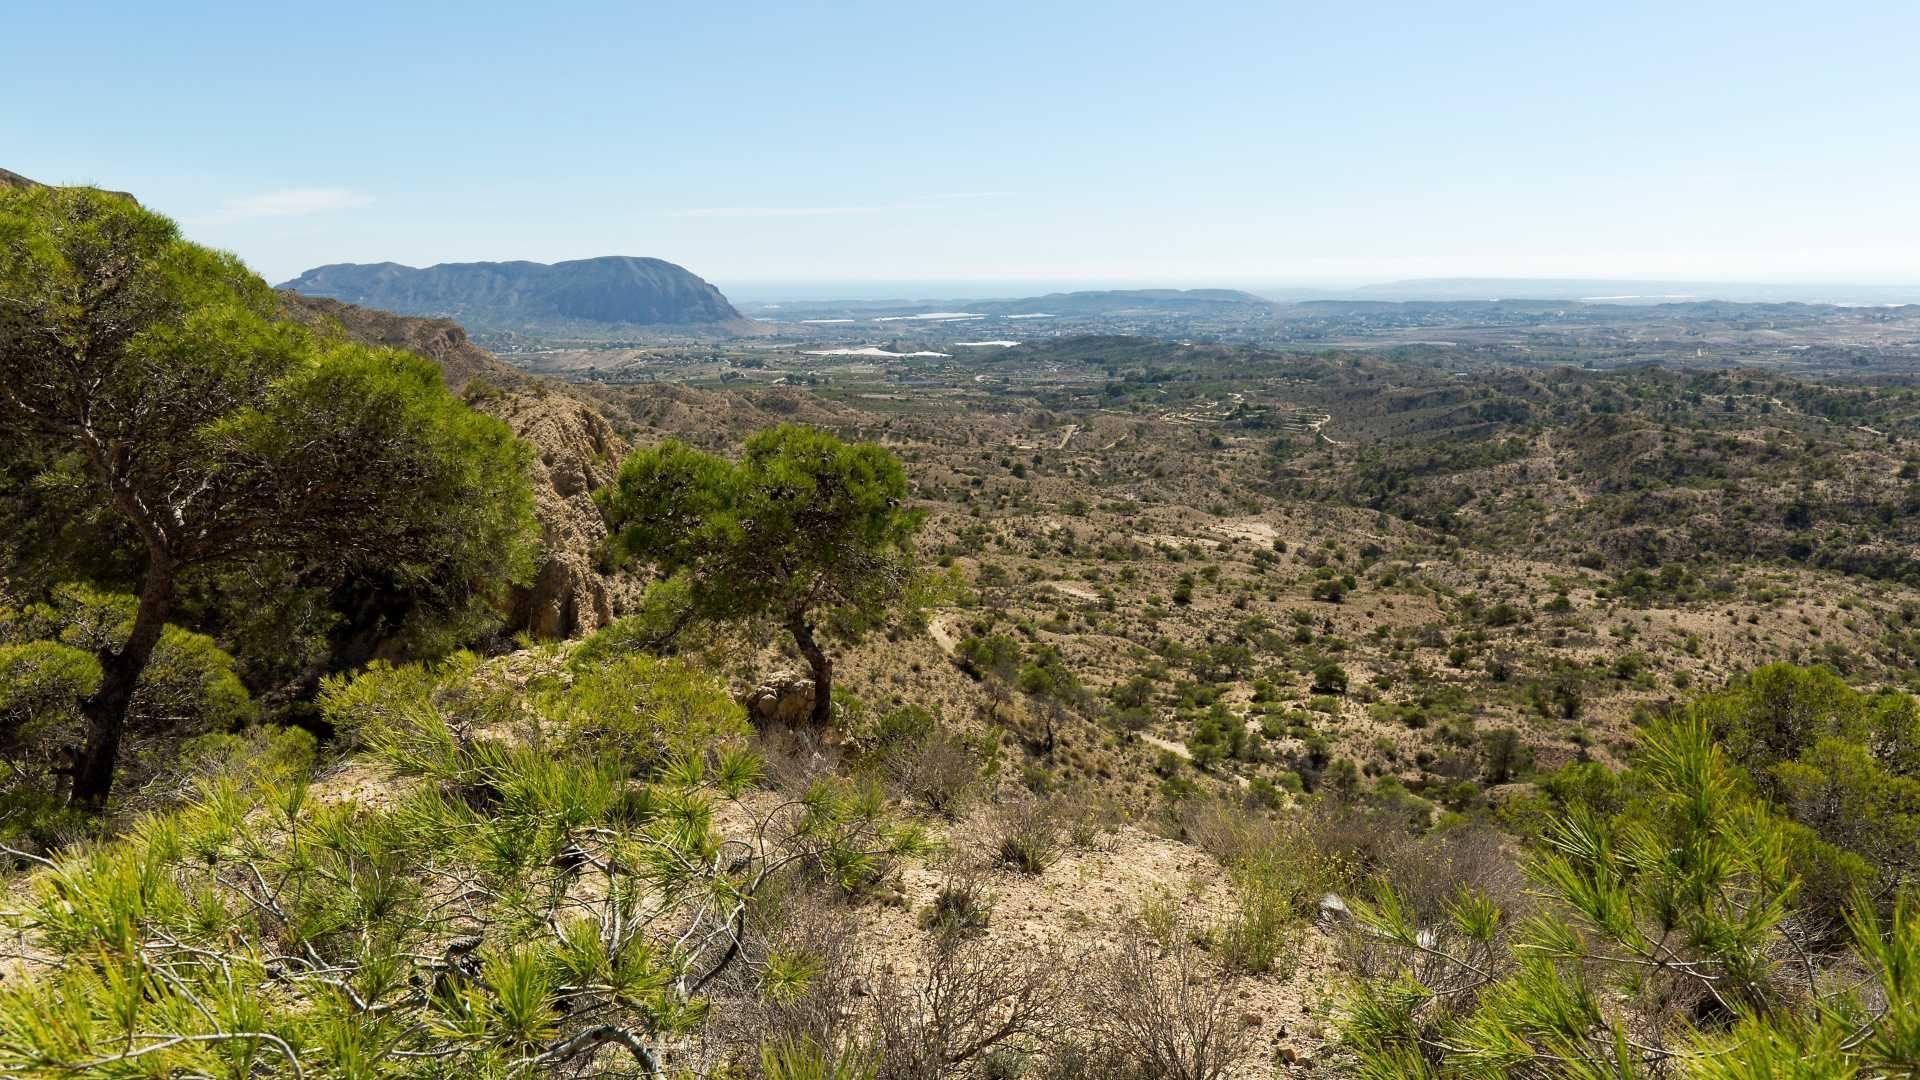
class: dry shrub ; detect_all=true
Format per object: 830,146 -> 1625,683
884,728 -> 983,817
1174,797 -> 1294,867
1334,824 -> 1530,994
1174,798 -> 1316,976
702,881 -> 872,1068
1072,922 -> 1254,1080
923,868 -> 995,938
870,934 -> 1067,1080
759,725 -> 846,796
1301,800 -> 1415,887
1378,824 -> 1527,924
1051,786 -> 1122,850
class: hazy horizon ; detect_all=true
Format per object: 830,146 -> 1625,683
713,276 -> 1920,304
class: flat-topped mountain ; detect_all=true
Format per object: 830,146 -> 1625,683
280,256 -> 742,334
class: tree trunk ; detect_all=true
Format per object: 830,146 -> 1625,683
787,613 -> 832,729
71,554 -> 174,810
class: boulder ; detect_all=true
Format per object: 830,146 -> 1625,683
743,670 -> 815,726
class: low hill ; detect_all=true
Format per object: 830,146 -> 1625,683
280,255 -> 743,335
736,286 -> 1279,324
988,287 -> 1277,315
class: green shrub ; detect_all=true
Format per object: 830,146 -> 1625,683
1310,577 -> 1348,603
1218,871 -> 1300,976
995,799 -> 1060,874
1311,662 -> 1350,695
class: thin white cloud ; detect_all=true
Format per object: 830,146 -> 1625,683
189,188 -> 372,226
671,192 -> 1001,219
674,204 -> 886,219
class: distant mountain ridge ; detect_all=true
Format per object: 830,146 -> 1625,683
280,256 -> 742,332
1259,278 -> 1920,306
738,287 -> 1278,322
999,288 -> 1276,314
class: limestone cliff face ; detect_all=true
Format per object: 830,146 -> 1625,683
280,292 -> 632,639
483,391 -> 635,639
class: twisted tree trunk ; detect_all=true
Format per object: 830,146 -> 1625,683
786,612 -> 832,729
70,552 -> 174,809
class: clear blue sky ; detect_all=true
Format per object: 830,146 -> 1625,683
7,1 -> 1919,292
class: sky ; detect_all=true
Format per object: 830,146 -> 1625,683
6,1 -> 1920,295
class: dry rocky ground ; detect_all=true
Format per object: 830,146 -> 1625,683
139,304 -> 1919,1075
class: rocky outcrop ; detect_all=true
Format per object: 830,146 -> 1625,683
281,292 -> 632,639
742,670 -> 815,727
484,391 -> 634,639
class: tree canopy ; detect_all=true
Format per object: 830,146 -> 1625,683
600,424 -> 922,728
0,184 -> 539,807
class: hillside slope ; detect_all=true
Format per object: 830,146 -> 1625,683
279,292 -> 631,638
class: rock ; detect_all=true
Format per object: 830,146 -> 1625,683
1316,892 -> 1350,929
743,670 -> 815,726
481,392 -> 632,639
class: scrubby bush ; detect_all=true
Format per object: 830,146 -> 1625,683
869,709 -> 986,818
0,646 -> 928,1076
1077,915 -> 1254,1080
993,797 -> 1061,874
1339,674 -> 1920,1076
1311,662 -> 1350,695
933,887 -> 996,946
